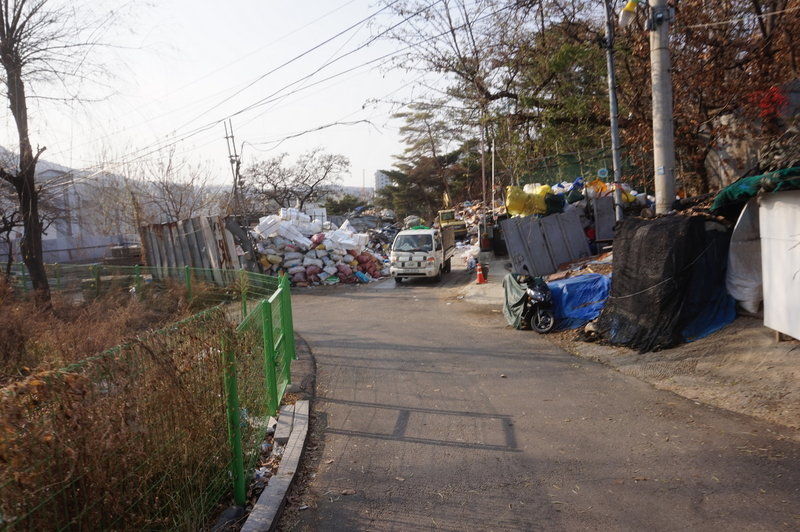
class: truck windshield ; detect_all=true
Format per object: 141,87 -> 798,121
393,235 -> 433,252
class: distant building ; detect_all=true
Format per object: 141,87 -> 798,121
321,185 -> 374,202
374,171 -> 391,191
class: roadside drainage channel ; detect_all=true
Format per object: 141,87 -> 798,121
236,400 -> 309,532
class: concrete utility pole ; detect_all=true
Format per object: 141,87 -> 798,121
224,120 -> 243,213
649,0 -> 676,214
603,0 -> 625,222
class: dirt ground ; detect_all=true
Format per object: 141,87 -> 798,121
550,317 -> 800,441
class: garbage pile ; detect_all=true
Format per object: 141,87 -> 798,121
505,178 -> 652,217
251,209 -> 389,287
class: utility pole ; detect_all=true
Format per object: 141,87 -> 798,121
649,0 -> 676,214
224,120 -> 242,214
479,113 -> 487,206
491,139 -> 495,213
602,0 -> 625,222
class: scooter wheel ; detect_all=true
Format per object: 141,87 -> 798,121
530,309 -> 555,334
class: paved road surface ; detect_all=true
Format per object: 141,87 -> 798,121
283,269 -> 800,531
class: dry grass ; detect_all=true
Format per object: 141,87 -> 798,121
0,278 -> 192,385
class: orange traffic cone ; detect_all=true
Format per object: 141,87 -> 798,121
475,262 -> 487,284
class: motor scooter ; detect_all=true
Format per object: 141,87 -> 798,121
521,276 -> 555,333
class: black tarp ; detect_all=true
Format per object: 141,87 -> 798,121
596,216 -> 735,353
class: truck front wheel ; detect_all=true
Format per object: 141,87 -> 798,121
394,276 -> 403,284
433,267 -> 442,283
443,258 -> 452,273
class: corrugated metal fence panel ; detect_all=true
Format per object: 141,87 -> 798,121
501,210 -> 591,277
540,215 -> 572,268
501,216 -> 555,277
141,216 -> 242,283
559,209 -> 592,262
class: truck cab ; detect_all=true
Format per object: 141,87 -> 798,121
390,227 -> 455,283
437,209 -> 468,240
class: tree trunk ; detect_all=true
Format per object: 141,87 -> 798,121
3,56 -> 51,306
16,174 -> 50,304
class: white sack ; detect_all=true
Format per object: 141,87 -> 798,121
303,257 -> 324,268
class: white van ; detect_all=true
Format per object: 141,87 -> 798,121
390,226 -> 455,283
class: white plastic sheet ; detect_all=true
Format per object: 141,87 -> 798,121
726,199 -> 762,314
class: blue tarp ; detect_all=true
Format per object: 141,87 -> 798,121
549,273 -> 612,330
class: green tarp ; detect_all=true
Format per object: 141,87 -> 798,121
711,167 -> 800,219
502,274 -> 528,329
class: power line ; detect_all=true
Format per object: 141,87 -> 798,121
172,0 -> 409,134
46,1 -> 517,188
48,1 -> 423,180
45,0 -> 369,162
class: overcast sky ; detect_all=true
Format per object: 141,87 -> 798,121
1,0 -> 439,188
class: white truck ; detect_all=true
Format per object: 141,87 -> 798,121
390,226 -> 455,283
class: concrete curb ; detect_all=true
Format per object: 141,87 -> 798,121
239,334 -> 315,532
241,400 -> 309,532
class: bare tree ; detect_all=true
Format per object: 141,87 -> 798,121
243,149 -> 349,212
138,148 -> 227,223
0,0 -> 121,306
0,181 -> 21,275
79,149 -> 228,241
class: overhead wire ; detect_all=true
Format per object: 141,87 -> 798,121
45,1 -> 516,190
44,0 -> 374,162
172,0 -> 409,134
56,0 -> 417,181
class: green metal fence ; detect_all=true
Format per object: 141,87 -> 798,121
8,263 -> 280,312
0,267 -> 295,530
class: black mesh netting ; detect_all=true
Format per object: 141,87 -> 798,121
596,215 -> 732,353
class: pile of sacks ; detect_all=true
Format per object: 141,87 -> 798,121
251,209 -> 389,287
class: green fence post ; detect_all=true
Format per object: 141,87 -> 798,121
92,265 -> 100,298
54,263 -> 61,290
134,264 -> 142,299
240,271 -> 248,318
184,265 -> 193,302
279,274 -> 297,362
222,332 -> 247,507
261,301 -> 279,416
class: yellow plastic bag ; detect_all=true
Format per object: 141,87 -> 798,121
530,184 -> 551,214
506,186 -> 531,216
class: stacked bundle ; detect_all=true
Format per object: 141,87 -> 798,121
251,211 -> 389,287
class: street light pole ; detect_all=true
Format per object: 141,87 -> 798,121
649,0 -> 676,214
603,0 -> 625,222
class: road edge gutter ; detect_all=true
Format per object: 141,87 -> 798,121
240,399 -> 310,532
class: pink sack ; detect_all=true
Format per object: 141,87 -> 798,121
292,272 -> 307,283
305,265 -> 322,276
311,232 -> 326,245
336,264 -> 353,276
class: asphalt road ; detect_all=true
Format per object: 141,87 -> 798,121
283,268 -> 800,531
